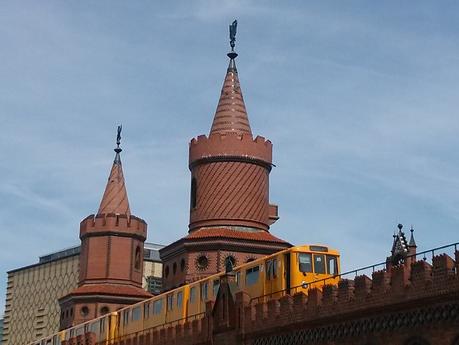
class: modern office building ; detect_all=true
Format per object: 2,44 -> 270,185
0,318 -> 4,343
2,243 -> 162,345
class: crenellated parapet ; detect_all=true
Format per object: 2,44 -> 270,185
241,251 -> 459,340
79,213 -> 147,241
189,133 -> 272,170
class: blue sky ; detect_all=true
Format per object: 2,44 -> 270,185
1,1 -> 459,315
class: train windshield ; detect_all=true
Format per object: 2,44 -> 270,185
314,254 -> 326,274
298,253 -> 312,273
327,255 -> 338,275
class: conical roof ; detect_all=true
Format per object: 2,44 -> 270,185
98,150 -> 131,217
210,57 -> 252,136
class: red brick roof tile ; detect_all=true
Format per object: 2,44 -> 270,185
186,227 -> 289,244
68,284 -> 151,298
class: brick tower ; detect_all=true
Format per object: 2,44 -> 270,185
160,21 -> 291,291
58,127 -> 151,329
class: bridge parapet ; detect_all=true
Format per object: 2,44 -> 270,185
240,251 -> 459,339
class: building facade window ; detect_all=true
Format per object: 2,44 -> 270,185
190,177 -> 197,209
165,265 -> 170,278
146,276 -> 162,295
224,255 -> 236,270
134,246 -> 141,270
196,255 -> 209,270
80,306 -> 89,317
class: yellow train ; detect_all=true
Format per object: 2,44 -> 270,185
29,244 -> 340,345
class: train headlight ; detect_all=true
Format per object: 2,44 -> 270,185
301,281 -> 308,289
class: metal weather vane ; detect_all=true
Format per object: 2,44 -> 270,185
229,20 -> 237,51
115,125 -> 122,155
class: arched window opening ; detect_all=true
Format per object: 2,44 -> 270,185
80,306 -> 89,317
190,177 -> 197,209
224,256 -> 236,270
134,246 -> 141,270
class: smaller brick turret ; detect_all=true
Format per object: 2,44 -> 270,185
59,127 -> 151,330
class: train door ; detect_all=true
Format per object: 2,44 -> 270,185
284,253 -> 291,295
264,255 -> 283,299
187,282 -> 201,317
244,262 -> 264,299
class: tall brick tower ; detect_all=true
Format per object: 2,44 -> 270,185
160,21 -> 291,291
58,127 -> 151,329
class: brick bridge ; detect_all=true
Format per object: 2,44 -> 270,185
67,247 -> 459,345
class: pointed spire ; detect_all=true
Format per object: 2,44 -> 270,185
98,126 -> 131,217
209,20 -> 252,136
409,225 -> 417,247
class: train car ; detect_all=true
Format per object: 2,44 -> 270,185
63,312 -> 117,344
26,244 -> 340,345
233,244 -> 340,300
28,312 -> 116,345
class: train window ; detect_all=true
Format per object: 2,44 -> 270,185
246,266 -> 260,286
298,253 -> 312,273
153,299 -> 163,314
100,318 -> 105,332
201,282 -> 208,301
326,255 -> 338,275
167,294 -> 174,311
266,259 -> 277,280
123,310 -> 130,325
190,287 -> 197,303
132,306 -> 141,321
314,254 -> 326,274
213,280 -> 220,296
144,303 -> 150,318
177,291 -> 183,308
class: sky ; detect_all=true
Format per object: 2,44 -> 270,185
1,1 -> 459,315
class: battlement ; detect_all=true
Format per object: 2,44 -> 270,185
242,251 -> 459,335
189,132 -> 272,168
79,213 -> 147,240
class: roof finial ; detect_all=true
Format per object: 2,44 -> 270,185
409,224 -> 417,247
114,125 -> 122,163
227,20 -> 238,61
